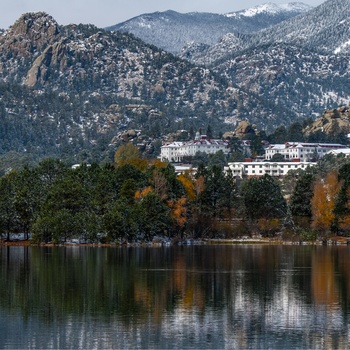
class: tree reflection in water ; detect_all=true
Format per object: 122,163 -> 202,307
0,245 -> 350,349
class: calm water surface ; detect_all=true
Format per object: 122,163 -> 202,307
1,245 -> 350,349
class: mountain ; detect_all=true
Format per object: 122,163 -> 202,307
107,3 -> 312,54
227,2 -> 311,18
179,33 -> 244,65
0,1 -> 349,171
212,43 -> 350,119
182,0 -> 350,64
247,0 -> 350,54
183,0 -> 350,121
0,12 -> 301,171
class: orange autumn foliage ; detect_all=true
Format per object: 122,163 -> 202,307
311,171 -> 340,233
168,196 -> 187,228
311,250 -> 339,306
135,186 -> 153,201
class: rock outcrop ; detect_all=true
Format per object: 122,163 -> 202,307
25,40 -> 67,86
0,12 -> 60,55
303,106 -> 350,136
233,120 -> 256,139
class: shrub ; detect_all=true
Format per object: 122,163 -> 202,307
300,228 -> 318,242
257,218 -> 281,237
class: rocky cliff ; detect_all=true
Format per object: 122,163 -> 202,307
304,106 -> 350,136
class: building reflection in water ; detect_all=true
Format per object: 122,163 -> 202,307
1,245 -> 350,348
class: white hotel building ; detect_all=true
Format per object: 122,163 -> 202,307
160,134 -> 229,162
265,142 -> 347,161
225,161 -> 317,178
226,141 -> 350,178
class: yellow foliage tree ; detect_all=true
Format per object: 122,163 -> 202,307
177,173 -> 196,201
168,196 -> 187,229
311,171 -> 340,233
150,159 -> 167,169
114,143 -> 148,170
135,186 -> 153,201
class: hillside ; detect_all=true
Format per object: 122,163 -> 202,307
249,0 -> 350,54
184,0 -> 350,122
108,3 -> 312,54
0,12 -> 302,171
190,0 -> 350,64
212,43 -> 350,119
1,2 -> 350,171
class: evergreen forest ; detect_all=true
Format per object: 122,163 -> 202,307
1,143 -> 350,245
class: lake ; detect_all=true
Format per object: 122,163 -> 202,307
1,244 -> 350,349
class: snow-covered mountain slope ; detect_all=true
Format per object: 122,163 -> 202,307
107,3 -> 312,54
226,2 -> 311,18
179,33 -> 243,65
247,0 -> 350,54
1,4 -> 350,166
0,11 -> 307,158
184,0 -> 350,66
213,43 -> 350,119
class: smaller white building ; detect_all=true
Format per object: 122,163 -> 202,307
160,134 -> 229,162
225,161 -> 317,178
265,142 -> 347,161
174,165 -> 197,175
326,148 -> 350,157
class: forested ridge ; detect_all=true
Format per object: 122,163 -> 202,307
1,143 -> 350,244
1,7 -> 350,173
